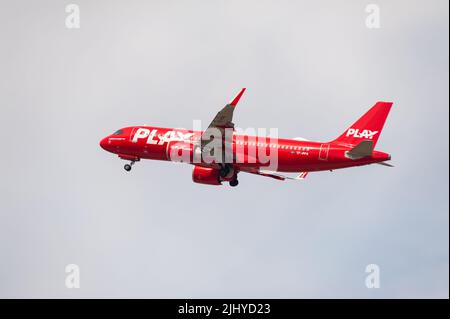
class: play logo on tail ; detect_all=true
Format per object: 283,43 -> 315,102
345,128 -> 379,139
333,101 -> 393,147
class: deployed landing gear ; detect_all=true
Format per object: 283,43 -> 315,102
229,179 -> 239,187
219,164 -> 238,187
124,161 -> 135,172
219,164 -> 231,178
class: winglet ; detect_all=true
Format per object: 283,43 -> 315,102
295,172 -> 309,180
229,88 -> 246,106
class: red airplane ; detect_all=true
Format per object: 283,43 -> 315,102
100,88 -> 393,187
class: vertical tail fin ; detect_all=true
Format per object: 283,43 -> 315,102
332,101 -> 393,148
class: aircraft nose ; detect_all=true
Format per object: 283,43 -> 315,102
100,137 -> 109,150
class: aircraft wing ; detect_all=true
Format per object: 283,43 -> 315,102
241,167 -> 309,181
200,88 -> 246,155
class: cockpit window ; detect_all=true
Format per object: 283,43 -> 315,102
113,129 -> 123,135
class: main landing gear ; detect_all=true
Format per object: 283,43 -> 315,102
229,179 -> 239,187
219,164 -> 239,187
124,161 -> 136,172
219,165 -> 231,178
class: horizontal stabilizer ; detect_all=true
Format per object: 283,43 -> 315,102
377,161 -> 394,167
345,140 -> 373,160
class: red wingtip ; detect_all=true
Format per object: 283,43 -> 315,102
230,88 -> 246,106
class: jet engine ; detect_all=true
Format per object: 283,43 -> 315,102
192,166 -> 221,185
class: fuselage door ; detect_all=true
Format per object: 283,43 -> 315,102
129,127 -> 138,143
319,143 -> 330,160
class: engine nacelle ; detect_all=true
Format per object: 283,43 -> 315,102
192,166 -> 221,185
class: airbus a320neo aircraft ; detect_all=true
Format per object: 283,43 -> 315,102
100,88 -> 393,187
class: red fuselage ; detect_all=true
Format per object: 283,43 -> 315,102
99,126 -> 390,173
99,95 -> 392,186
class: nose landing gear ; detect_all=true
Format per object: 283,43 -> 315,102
124,161 -> 136,172
118,155 -> 140,172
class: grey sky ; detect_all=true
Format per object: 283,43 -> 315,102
0,0 -> 448,298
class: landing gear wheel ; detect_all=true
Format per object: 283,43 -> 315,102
229,179 -> 239,187
124,164 -> 132,171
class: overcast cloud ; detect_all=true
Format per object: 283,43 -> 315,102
0,0 -> 448,298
